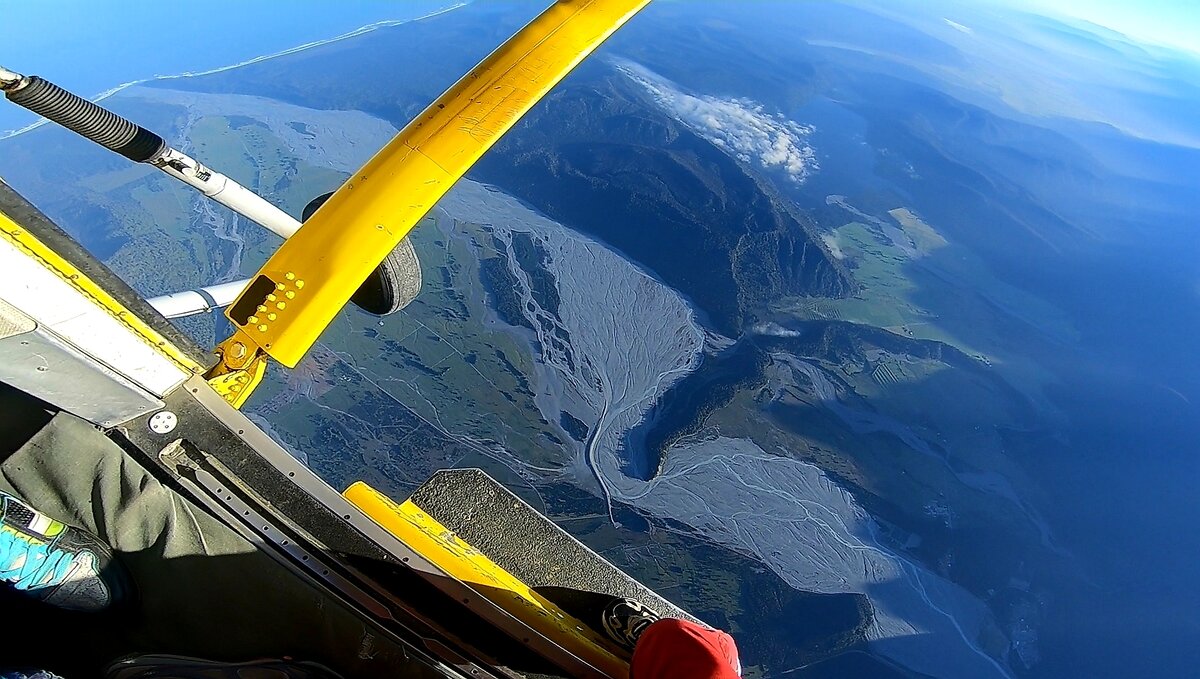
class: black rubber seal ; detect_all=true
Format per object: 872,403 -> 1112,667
7,76 -> 165,162
112,125 -> 166,163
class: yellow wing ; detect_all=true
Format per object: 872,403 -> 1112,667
226,0 -> 650,367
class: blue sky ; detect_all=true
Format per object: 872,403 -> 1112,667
0,0 -> 453,134
2,0 -> 1196,134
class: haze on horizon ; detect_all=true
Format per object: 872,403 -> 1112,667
1018,0 -> 1200,55
4,0 -> 1198,135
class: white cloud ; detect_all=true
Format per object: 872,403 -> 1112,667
750,322 -> 804,338
613,59 -> 818,183
944,18 -> 973,34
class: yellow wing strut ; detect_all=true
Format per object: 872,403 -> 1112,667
224,0 -> 650,368
344,481 -> 629,678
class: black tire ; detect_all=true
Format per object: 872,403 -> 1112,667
302,192 -> 422,316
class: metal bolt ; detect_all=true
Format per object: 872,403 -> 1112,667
229,342 -> 247,360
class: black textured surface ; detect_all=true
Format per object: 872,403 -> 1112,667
114,125 -> 167,163
228,274 -> 277,325
118,386 -> 560,679
352,239 -> 422,316
0,396 -> 448,678
409,469 -> 695,624
7,76 -> 165,161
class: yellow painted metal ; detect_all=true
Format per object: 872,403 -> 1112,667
0,209 -> 205,376
343,481 -> 630,679
226,0 -> 651,367
204,331 -> 268,408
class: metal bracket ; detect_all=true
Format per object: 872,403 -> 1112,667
204,331 -> 268,408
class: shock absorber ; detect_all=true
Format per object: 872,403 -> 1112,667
0,66 -> 301,239
1,66 -> 421,319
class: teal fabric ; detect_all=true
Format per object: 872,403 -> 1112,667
0,512 -> 75,593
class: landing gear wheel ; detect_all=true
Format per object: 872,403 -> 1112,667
302,192 -> 422,316
352,237 -> 421,315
